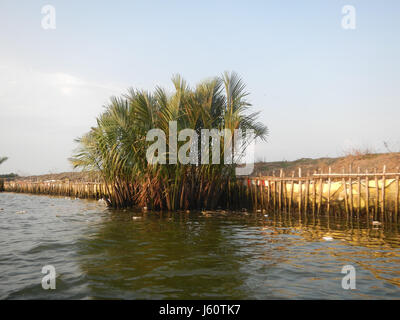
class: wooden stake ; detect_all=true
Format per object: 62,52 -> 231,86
254,180 -> 258,212
290,171 -> 294,213
327,167 -> 332,214
349,165 -> 353,217
318,168 -> 323,215
312,170 -> 317,216
374,168 -> 379,220
298,168 -> 302,214
305,174 -> 310,214
357,167 -> 361,218
260,179 -> 264,211
342,167 -> 349,219
279,169 -> 283,211
396,168 -> 399,222
382,165 -> 386,222
365,169 -> 369,220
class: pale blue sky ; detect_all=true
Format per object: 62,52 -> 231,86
0,0 -> 399,175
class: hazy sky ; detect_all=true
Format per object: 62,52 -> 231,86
0,0 -> 399,175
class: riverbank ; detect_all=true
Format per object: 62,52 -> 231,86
8,152 -> 400,183
254,152 -> 400,176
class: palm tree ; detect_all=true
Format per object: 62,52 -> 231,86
70,72 -> 268,209
0,157 -> 8,165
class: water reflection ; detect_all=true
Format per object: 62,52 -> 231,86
76,210 -> 400,299
1,193 -> 400,299
77,212 -> 257,299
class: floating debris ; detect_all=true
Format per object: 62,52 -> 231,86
132,216 -> 142,220
372,221 -> 382,226
201,211 -> 212,217
16,210 -> 26,214
322,236 -> 333,241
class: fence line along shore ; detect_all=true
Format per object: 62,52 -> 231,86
1,165 -> 399,222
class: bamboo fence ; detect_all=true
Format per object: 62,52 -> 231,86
244,165 -> 400,222
1,165 -> 399,221
2,179 -> 108,200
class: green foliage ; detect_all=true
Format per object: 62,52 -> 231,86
0,173 -> 18,179
70,72 -> 268,209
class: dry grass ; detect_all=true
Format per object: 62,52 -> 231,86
254,152 -> 400,176
342,146 -> 376,158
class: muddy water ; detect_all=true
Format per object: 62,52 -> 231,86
0,192 -> 399,299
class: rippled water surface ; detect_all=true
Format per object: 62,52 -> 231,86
1,192 -> 400,299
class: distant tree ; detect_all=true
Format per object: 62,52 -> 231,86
0,157 -> 8,165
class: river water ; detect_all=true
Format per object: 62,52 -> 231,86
0,192 -> 399,299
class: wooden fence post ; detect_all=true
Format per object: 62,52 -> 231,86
318,168 -> 323,215
396,167 -> 399,222
327,167 -> 332,214
290,171 -> 294,213
382,165 -> 386,222
342,167 -> 349,219
374,168 -> 379,220
357,167 -> 361,219
365,169 -> 369,220
349,165 -> 353,217
298,168 -> 302,214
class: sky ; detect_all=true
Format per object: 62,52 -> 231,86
0,0 -> 399,175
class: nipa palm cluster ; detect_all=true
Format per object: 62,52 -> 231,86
70,72 -> 268,210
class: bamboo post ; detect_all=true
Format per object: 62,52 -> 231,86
349,165 -> 353,217
374,168 -> 378,220
272,171 -> 276,211
396,168 -> 399,222
305,173 -> 310,214
278,169 -> 283,211
298,168 -> 302,214
357,167 -> 361,218
254,179 -> 258,212
290,171 -> 294,213
312,170 -> 317,216
365,169 -> 369,220
327,167 -> 332,214
282,171 -> 287,211
260,178 -> 264,211
342,167 -> 349,219
382,165 -> 386,222
318,168 -> 323,215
